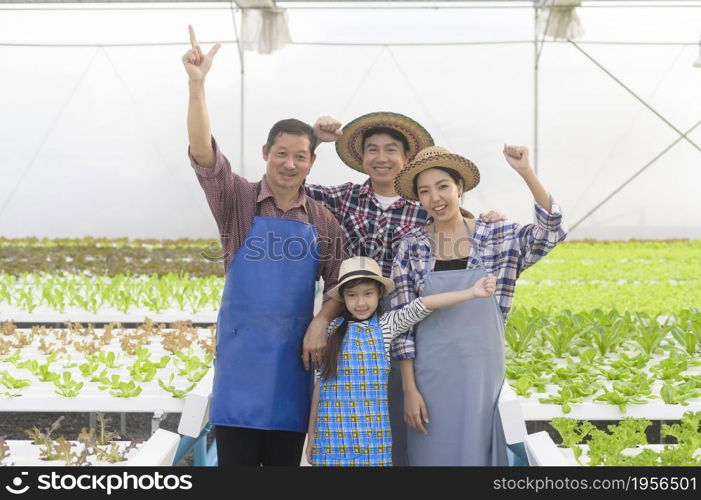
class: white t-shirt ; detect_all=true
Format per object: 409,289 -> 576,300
374,193 -> 401,210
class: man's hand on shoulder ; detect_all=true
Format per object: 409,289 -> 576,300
479,209 -> 508,223
313,116 -> 343,143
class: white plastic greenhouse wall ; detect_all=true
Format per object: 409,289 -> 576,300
1,0 -> 700,240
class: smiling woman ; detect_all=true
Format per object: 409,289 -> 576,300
389,144 -> 567,466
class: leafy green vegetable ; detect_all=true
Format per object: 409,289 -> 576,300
53,372 -> 84,398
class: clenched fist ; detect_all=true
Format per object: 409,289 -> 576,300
502,144 -> 533,176
313,115 -> 343,143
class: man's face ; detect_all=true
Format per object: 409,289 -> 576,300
262,133 -> 315,192
361,133 -> 407,186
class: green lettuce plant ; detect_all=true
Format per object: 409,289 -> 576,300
53,372 -> 84,398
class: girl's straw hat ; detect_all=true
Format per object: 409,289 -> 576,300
393,146 -> 480,201
328,256 -> 395,302
335,112 -> 434,172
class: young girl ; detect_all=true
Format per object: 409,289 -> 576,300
306,255 -> 496,466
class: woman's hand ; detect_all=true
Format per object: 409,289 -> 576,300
472,276 -> 497,298
404,387 -> 429,435
503,144 -> 553,212
502,144 -> 534,177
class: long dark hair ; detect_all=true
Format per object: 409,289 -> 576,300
320,278 -> 384,379
412,166 -> 475,219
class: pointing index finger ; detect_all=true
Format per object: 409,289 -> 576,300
188,24 -> 199,49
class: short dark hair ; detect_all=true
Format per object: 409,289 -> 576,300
361,126 -> 410,154
266,118 -> 317,155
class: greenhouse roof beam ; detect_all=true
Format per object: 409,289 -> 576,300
570,120 -> 701,231
2,0 -> 699,6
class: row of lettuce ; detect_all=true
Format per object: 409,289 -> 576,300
1,320 -> 214,399
506,308 -> 701,412
1,239 -> 699,313
2,239 -> 699,278
0,272 -> 698,315
551,411 -> 700,466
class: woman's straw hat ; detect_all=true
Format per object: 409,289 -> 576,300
335,112 -> 434,172
328,256 -> 395,302
393,146 -> 480,201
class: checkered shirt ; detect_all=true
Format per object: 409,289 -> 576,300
305,180 -> 429,277
389,196 -> 567,360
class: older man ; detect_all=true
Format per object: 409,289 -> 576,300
183,26 -> 346,466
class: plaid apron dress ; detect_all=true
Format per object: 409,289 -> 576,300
312,315 -> 392,466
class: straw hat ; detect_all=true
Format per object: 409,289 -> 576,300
328,256 -> 395,302
393,146 -> 480,201
335,112 -> 434,172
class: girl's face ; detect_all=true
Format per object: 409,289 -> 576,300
416,168 -> 463,223
343,281 -> 381,321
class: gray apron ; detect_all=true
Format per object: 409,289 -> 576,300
407,224 -> 508,466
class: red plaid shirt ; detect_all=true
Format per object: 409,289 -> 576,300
190,137 -> 347,296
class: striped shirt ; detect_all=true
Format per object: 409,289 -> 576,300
389,197 -> 567,360
189,137 -> 348,296
315,298 -> 431,381
305,181 -> 429,277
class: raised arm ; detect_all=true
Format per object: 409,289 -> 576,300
313,115 -> 343,143
304,116 -> 348,217
421,276 -> 496,311
183,25 -> 221,168
501,145 -> 567,271
503,144 -> 551,212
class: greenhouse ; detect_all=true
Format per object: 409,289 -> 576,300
0,0 -> 700,470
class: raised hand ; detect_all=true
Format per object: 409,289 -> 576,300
502,144 -> 533,176
472,276 -> 497,298
182,25 -> 221,82
313,115 -> 343,143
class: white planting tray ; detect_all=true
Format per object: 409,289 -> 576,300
2,429 -> 179,467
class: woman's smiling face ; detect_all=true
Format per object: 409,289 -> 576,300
416,167 -> 464,222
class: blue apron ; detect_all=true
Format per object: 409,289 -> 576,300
210,184 -> 319,432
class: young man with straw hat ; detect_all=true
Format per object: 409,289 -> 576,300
305,112 -> 507,465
